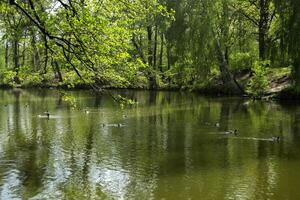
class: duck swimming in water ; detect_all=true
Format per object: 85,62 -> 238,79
271,136 -> 280,142
225,129 -> 238,135
101,123 -> 125,127
44,111 -> 50,118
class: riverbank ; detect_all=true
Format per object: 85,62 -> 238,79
0,67 -> 296,99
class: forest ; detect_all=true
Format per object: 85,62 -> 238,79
0,0 -> 300,98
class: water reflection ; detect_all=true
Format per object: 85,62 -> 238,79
0,89 -> 299,199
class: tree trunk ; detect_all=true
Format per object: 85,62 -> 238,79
52,60 -> 63,82
30,29 -> 38,71
167,44 -> 171,71
43,35 -> 48,74
147,25 -> 153,67
13,40 -> 19,71
13,39 -> 20,84
21,35 -> 26,67
153,24 -> 158,69
147,25 -> 157,89
159,32 -> 164,73
259,0 -> 270,60
5,41 -> 9,68
166,44 -> 171,85
293,57 -> 300,88
132,35 -> 146,63
212,28 -> 244,94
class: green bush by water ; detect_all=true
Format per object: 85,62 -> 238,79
246,61 -> 269,98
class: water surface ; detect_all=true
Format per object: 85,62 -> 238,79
0,89 -> 299,199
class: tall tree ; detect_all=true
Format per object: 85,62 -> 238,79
233,0 -> 277,60
275,0 -> 300,87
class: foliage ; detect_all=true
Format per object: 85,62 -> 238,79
230,52 -> 255,71
275,0 -> 300,87
18,65 -> 43,86
0,0 -> 298,95
62,93 -> 77,109
0,69 -> 16,86
246,61 -> 269,97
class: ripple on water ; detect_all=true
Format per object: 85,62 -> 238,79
0,168 -> 22,200
0,90 -> 299,199
0,160 -> 16,169
89,165 -> 130,199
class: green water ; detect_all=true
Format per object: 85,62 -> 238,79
0,89 -> 300,199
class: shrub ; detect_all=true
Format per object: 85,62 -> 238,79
246,61 -> 269,98
0,69 -> 17,86
231,52 -> 255,71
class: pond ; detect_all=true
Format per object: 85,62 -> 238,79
0,89 -> 299,199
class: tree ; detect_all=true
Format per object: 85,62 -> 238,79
275,0 -> 300,87
0,3 -> 29,83
232,0 -> 277,60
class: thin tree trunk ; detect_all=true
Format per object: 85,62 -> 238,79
43,35 -> 48,74
153,24 -> 158,69
13,39 -> 21,84
13,40 -> 19,72
147,25 -> 153,66
30,29 -> 38,71
52,60 -> 63,82
5,41 -> 9,68
159,32 -> 164,73
166,44 -> 171,86
21,34 -> 26,67
167,44 -> 171,71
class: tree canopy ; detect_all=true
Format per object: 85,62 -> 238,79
0,0 -> 299,96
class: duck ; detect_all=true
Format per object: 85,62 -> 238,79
101,123 -> 125,127
44,111 -> 50,118
271,136 -> 280,142
215,122 -> 220,127
85,110 -> 90,114
117,123 -> 124,127
111,123 -> 123,127
225,129 -> 238,135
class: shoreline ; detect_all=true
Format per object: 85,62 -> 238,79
1,82 -> 299,101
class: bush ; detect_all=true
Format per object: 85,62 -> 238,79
230,52 -> 255,71
19,66 -> 43,86
246,61 -> 269,98
0,69 -> 17,86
